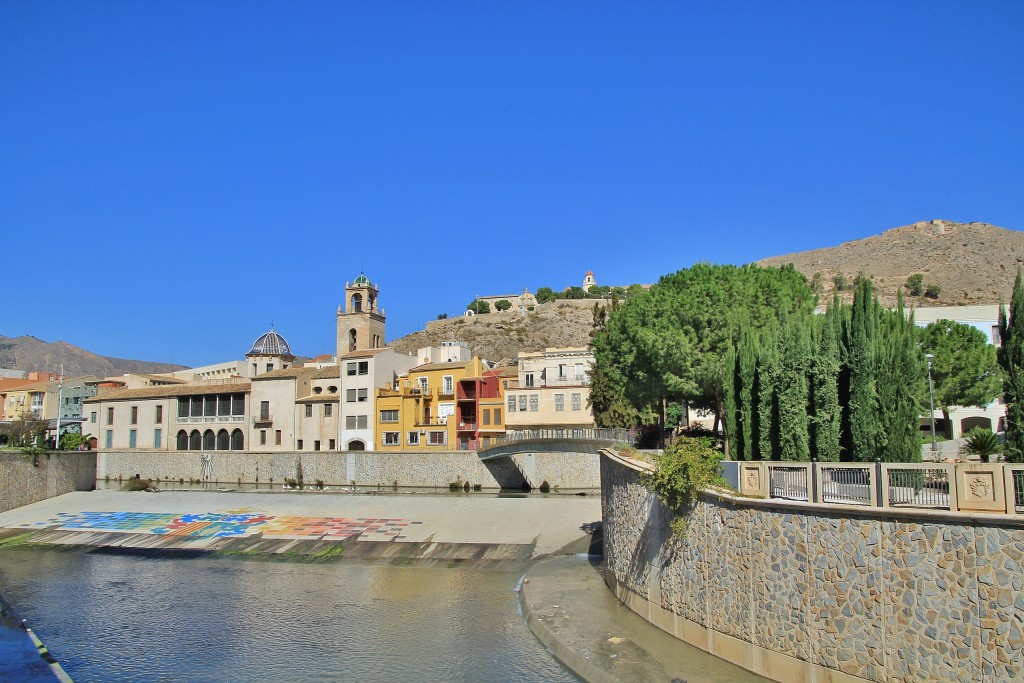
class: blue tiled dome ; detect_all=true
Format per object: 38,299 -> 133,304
248,328 -> 292,356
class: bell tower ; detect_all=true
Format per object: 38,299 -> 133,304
336,273 -> 386,357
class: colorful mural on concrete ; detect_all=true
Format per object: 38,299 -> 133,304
20,511 -> 417,541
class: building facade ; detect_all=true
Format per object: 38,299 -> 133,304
504,347 -> 595,431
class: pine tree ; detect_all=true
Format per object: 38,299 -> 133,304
998,270 -> 1024,463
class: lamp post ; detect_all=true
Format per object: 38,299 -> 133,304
926,353 -> 937,460
54,364 -> 64,450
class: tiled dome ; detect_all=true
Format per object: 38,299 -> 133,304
353,273 -> 371,285
248,328 -> 292,356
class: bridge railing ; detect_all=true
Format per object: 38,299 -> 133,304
729,460 -> 1024,516
481,427 -> 633,451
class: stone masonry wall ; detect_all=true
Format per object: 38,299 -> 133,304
601,451 -> 1024,683
96,449 -> 600,490
0,451 -> 97,513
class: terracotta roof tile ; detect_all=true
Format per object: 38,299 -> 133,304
84,382 -> 251,403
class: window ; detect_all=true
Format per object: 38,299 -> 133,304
105,430 -> 112,448
329,439 -> 336,449
129,429 -> 137,448
347,362 -> 358,376
324,404 -> 333,417
508,396 -> 516,412
314,440 -> 321,451
407,431 -> 420,446
305,404 -> 313,417
314,387 -> 323,394
518,396 -> 527,412
176,430 -> 188,450
575,363 -> 585,379
232,394 -> 245,416
328,386 -> 337,393
260,401 -> 270,419
275,430 -> 282,445
154,429 -> 162,448
442,375 -> 454,395
216,430 -> 229,450
204,397 -> 216,417
428,430 -> 446,446
358,361 -> 368,375
345,415 -> 368,429
383,432 -> 400,446
266,363 -> 274,372
558,364 -> 567,379
297,439 -> 303,449
346,389 -> 357,402
189,430 -> 201,449
260,430 -> 267,445
529,394 -> 539,412
483,409 -> 490,426
494,408 -> 501,425
155,405 -> 163,424
555,394 -> 564,411
571,393 -> 582,410
90,411 -> 97,423
525,373 -> 535,387
357,388 -> 368,402
178,398 -> 190,418
107,407 -> 114,425
380,410 -> 399,423
419,377 -> 428,393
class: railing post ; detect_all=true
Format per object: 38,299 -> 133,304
874,458 -> 883,509
810,458 -> 819,503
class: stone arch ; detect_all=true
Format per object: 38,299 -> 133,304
347,439 -> 365,451
176,430 -> 188,450
351,293 -> 363,312
349,328 -> 357,352
230,429 -> 244,450
216,429 -> 230,450
189,430 -> 201,450
203,430 -> 216,450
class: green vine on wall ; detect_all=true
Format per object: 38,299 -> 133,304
641,436 -> 724,536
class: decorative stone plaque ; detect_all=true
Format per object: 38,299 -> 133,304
955,464 -> 1006,513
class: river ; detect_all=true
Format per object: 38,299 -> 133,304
0,548 -> 576,682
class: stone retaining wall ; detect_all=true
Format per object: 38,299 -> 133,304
0,451 -> 97,513
97,449 -> 600,490
601,450 -> 1024,683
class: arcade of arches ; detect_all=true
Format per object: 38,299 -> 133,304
176,428 -> 245,451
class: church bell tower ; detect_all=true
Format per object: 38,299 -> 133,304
336,273 -> 386,357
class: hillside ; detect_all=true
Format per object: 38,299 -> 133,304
390,300 -> 599,361
0,335 -> 188,379
758,220 -> 1024,306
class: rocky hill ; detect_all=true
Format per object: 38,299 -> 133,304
758,220 -> 1024,307
390,300 -> 599,362
0,335 -> 188,379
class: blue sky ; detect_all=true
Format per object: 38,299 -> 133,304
2,1 -> 1022,368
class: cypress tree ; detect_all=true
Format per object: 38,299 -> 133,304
846,277 -> 880,461
875,291 -> 925,462
810,304 -> 841,461
756,322 -> 781,461
776,313 -> 811,461
998,269 -> 1024,463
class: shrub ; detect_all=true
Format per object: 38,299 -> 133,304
925,284 -> 941,299
905,274 -> 925,296
962,428 -> 1002,463
122,478 -> 154,492
642,436 -> 724,536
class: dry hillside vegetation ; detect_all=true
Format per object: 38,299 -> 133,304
0,335 -> 187,378
390,300 -> 598,362
758,220 -> 1024,307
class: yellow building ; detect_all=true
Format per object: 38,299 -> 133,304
374,357 -> 496,451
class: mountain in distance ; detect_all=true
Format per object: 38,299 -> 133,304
0,335 -> 188,379
757,219 -> 1024,307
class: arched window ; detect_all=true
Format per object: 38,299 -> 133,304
176,430 -> 188,450
216,429 -> 229,450
351,293 -> 362,312
189,430 -> 201,450
347,439 -> 365,451
349,329 -> 357,352
203,430 -> 215,450
230,429 -> 244,450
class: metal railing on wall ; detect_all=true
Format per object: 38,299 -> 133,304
732,460 -> 1024,517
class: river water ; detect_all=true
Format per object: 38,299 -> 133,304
0,549 -> 576,682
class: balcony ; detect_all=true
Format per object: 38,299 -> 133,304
253,414 -> 273,426
414,418 -> 449,427
505,376 -> 591,389
457,421 -> 477,432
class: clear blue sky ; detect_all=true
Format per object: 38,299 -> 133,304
2,1 -> 1022,368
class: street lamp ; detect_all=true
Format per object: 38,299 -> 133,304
926,353 -> 937,460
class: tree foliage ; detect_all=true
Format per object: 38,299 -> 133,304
920,319 -> 1001,428
998,269 -> 1024,462
466,299 -> 490,314
494,299 -> 512,311
641,436 -> 724,535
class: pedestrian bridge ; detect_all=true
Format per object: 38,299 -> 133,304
477,428 -> 631,461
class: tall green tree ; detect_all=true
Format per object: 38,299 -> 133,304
920,318 -> 1001,436
776,313 -> 812,461
808,303 -> 841,461
875,291 -> 925,462
588,299 -> 639,428
843,277 -> 881,461
998,269 -> 1024,462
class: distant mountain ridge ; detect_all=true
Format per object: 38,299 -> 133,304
757,219 -> 1024,306
0,335 -> 188,379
